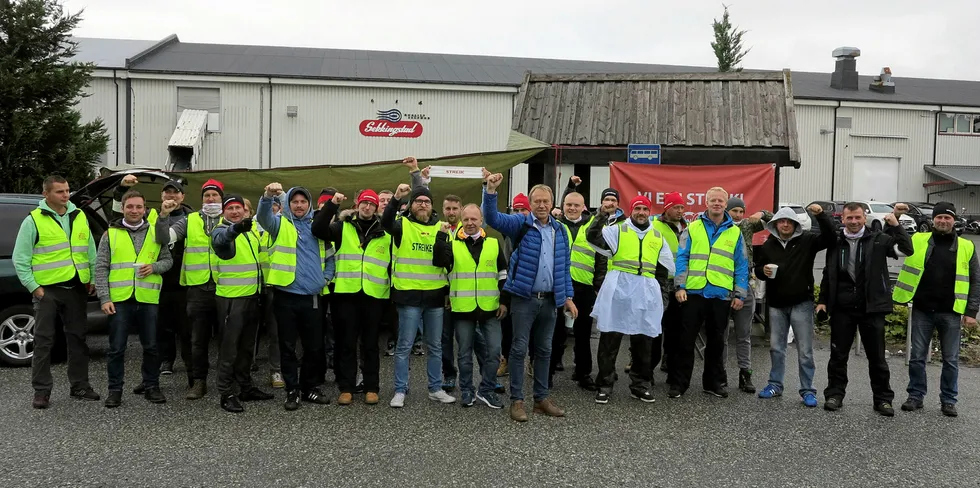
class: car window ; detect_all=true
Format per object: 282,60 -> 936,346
870,203 -> 894,213
791,207 -> 806,215
0,203 -> 35,257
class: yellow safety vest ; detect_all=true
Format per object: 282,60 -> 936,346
653,217 -> 680,256
565,215 -> 596,286
146,208 -> 159,224
392,220 -> 446,291
609,222 -> 664,278
334,221 -> 392,299
179,212 -> 218,286
258,230 -> 272,285
107,226 -> 163,304
29,208 -> 92,285
448,237 -> 501,312
265,216 -> 334,295
893,232 -> 974,314
214,222 -> 262,298
685,218 -> 740,291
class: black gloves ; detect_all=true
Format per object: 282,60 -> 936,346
232,218 -> 253,233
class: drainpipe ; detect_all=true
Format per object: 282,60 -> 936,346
933,105 -> 942,166
112,69 -> 119,166
126,77 -> 133,165
829,101 -> 841,200
268,77 -> 273,169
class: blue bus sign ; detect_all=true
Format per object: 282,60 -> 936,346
627,144 -> 661,164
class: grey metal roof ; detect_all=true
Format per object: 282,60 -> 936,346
70,37 -> 159,68
924,165 -> 980,186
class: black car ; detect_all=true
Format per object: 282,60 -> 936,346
0,169 -> 179,366
894,201 -> 965,235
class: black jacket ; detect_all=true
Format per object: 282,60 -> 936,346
433,230 -> 510,322
754,210 -> 836,308
311,201 -> 388,296
380,195 -> 446,308
908,232 -> 980,317
818,222 -> 913,314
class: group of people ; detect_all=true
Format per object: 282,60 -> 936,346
14,158 -> 974,420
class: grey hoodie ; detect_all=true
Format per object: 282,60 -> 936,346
766,207 -> 804,248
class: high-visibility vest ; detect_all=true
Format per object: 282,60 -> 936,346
653,217 -> 680,256
179,212 -> 218,286
685,218 -> 740,291
107,226 -> 163,304
265,216 -> 335,295
448,237 -> 501,313
565,215 -> 597,286
334,221 -> 391,299
146,208 -> 159,224
214,222 -> 262,298
893,232 -> 974,314
258,230 -> 272,284
392,220 -> 446,291
609,222 -> 663,278
29,208 -> 92,285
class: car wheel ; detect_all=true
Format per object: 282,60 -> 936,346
0,304 -> 36,367
872,220 -> 882,232
918,222 -> 930,233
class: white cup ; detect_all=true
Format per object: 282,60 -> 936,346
564,310 -> 575,329
766,264 -> 779,278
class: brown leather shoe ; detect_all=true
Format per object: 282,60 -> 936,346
364,392 -> 379,405
32,392 -> 50,409
510,400 -> 528,422
533,398 -> 565,417
338,392 -> 353,405
185,380 -> 207,400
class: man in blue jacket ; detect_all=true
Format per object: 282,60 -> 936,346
482,171 -> 576,422
669,187 -> 750,399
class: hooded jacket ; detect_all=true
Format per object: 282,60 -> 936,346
13,199 -> 99,292
257,187 -> 335,296
381,189 -> 447,308
94,219 -> 173,305
754,207 -> 836,308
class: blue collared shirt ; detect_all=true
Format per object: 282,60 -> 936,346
531,219 -> 555,292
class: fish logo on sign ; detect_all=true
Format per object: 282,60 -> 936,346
360,109 -> 423,138
375,109 -> 403,123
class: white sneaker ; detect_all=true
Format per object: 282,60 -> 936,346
270,372 -> 285,389
390,392 -> 406,408
428,390 -> 456,404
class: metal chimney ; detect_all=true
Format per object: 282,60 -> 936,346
830,47 -> 861,90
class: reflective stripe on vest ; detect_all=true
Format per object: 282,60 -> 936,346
685,219 -> 740,291
448,237 -> 501,312
609,222 -> 663,278
180,212 -> 217,286
565,215 -> 596,286
258,230 -> 272,284
214,225 -> 262,298
29,208 -> 92,285
392,220 -> 446,291
107,226 -> 163,304
893,232 -> 974,314
334,221 -> 392,299
265,216 -> 332,295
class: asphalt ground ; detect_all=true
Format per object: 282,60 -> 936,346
2,332 -> 979,487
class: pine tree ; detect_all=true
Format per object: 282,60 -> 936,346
711,4 -> 751,73
0,0 -> 109,193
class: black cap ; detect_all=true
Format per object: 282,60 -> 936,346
410,186 -> 433,204
162,180 -> 184,193
601,188 -> 619,202
222,194 -> 245,211
933,201 -> 957,219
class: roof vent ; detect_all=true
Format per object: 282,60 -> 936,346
869,67 -> 895,94
830,46 -> 861,91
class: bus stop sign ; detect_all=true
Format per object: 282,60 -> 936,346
627,144 -> 661,164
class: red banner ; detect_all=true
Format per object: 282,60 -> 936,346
609,162 -> 776,245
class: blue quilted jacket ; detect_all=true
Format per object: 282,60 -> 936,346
482,189 -> 573,307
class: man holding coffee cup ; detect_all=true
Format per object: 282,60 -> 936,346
753,204 -> 836,407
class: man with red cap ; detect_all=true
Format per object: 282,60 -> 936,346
587,195 -> 674,403
653,191 -> 687,372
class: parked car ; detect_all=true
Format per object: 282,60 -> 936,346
777,202 -> 812,231
807,200 -> 849,225
893,201 -> 965,235
0,169 -> 178,366
850,200 -> 917,233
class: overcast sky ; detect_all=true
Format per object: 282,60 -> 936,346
63,0 -> 979,81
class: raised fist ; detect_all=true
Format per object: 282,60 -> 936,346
331,192 -> 346,205
486,173 -> 504,191
122,174 -> 138,187
264,182 -> 284,198
481,167 -> 491,182
883,212 -> 899,227
421,166 -> 431,179
402,157 -> 419,171
440,222 -> 452,234
394,183 -> 412,200
570,175 -> 582,186
551,208 -> 562,218
807,203 -> 823,215
161,199 -> 179,216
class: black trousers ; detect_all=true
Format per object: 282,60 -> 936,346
669,294 -> 730,393
550,282 -> 596,380
824,309 -> 894,403
656,293 -> 683,370
334,292 -> 383,394
274,290 -> 326,393
215,295 -> 259,395
501,313 -> 513,359
186,286 -> 219,381
442,301 -> 456,380
596,332 -> 654,393
31,285 -> 90,393
158,287 -> 191,384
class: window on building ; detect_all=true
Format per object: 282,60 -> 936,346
938,113 -> 955,133
975,116 -> 980,134
177,87 -> 220,132
938,112 -> 980,136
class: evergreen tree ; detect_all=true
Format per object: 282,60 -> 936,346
711,4 -> 751,73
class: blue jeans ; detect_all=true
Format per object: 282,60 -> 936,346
508,296 -> 557,402
394,305 -> 444,394
767,300 -> 816,396
455,316 -> 501,396
908,309 -> 960,405
107,301 -> 160,392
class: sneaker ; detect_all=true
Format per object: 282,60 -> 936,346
284,390 -> 301,411
460,391 -> 475,407
354,382 -> 365,394
412,343 -> 425,356
703,386 -> 729,398
132,383 -> 146,395
221,394 -> 244,413
874,401 -> 895,417
494,383 -> 506,394
941,403 -> 958,417
159,361 -> 174,375
144,387 -> 167,404
70,387 -> 101,401
824,396 -> 843,411
385,341 -> 395,356
594,391 -> 610,404
624,362 -> 632,373
576,376 -> 599,392
271,372 -> 285,389
901,398 -> 924,412
186,380 -> 207,400
303,388 -> 331,405
667,388 -> 682,399
104,391 -> 122,408
239,388 -> 275,402
476,391 -> 504,409
365,392 -> 380,405
738,369 -> 756,394
428,390 -> 456,404
442,378 -> 457,392
390,392 -> 406,408
758,384 -> 782,399
496,358 -> 509,377
337,392 -> 353,406
802,392 -> 818,408
631,390 -> 656,403
32,392 -> 50,409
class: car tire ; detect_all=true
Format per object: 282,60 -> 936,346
0,304 -> 36,367
918,222 -> 930,233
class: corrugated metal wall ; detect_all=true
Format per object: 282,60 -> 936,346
778,104 -> 835,204
76,76 -> 124,166
589,165 -> 610,208
936,134 -> 980,166
508,163 -> 529,204
270,85 -> 512,167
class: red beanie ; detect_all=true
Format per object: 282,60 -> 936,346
357,189 -> 379,206
630,195 -> 653,213
201,179 -> 224,197
663,192 -> 684,210
512,193 -> 530,211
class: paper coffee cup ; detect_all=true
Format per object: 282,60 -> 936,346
766,264 -> 779,278
564,310 -> 575,329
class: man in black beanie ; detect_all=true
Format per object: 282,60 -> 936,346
598,188 -> 625,224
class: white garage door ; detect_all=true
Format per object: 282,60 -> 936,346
852,157 -> 900,202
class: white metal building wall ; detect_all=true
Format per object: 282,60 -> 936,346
508,163 -> 529,204
589,165 -> 610,209
76,73 -> 126,167
936,132 -> 980,166
778,103 -> 835,204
